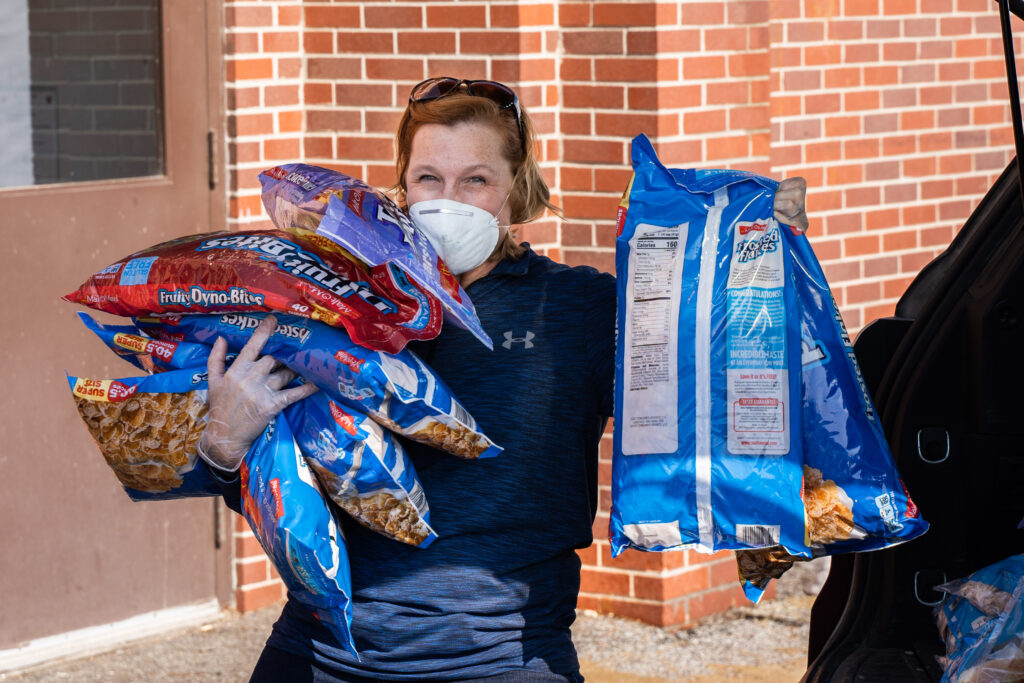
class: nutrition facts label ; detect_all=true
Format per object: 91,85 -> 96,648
622,222 -> 688,455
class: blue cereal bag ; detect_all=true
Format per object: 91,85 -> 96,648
936,555 -> 1024,682
790,234 -> 928,554
136,312 -> 500,459
241,415 -> 356,656
259,163 -> 491,348
610,134 -> 806,556
78,312 -> 219,373
68,367 -> 220,500
286,392 -> 437,548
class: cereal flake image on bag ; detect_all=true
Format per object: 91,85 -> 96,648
68,368 -> 220,500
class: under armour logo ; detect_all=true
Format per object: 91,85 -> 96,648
502,330 -> 535,349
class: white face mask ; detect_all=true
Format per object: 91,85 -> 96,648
409,198 -> 505,275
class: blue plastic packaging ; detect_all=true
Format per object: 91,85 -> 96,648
611,135 -> 928,594
241,415 -> 357,656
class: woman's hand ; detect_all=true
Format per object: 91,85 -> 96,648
198,315 -> 318,472
774,177 -> 809,233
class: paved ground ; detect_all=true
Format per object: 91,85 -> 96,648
1,561 -> 828,682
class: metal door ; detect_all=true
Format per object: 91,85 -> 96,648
0,0 -> 229,650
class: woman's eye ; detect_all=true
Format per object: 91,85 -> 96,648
417,174 -> 439,183
466,176 -> 486,185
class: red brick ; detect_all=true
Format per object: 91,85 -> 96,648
304,6 -> 360,29
278,110 -> 302,133
365,6 -> 421,28
226,6 -> 272,27
227,58 -> 273,82
687,586 -> 738,622
845,235 -> 881,258
564,29 -> 626,55
636,568 -> 711,601
595,168 -> 634,193
684,109 -> 726,134
333,30 -> 393,54
706,135 -> 750,160
683,56 -> 726,79
335,83 -> 393,108
729,52 -> 768,78
806,93 -> 842,115
903,157 -> 937,178
308,57 -> 361,80
236,558 -> 268,585
845,138 -> 881,160
365,58 -> 424,81
366,110 -> 402,134
227,32 -> 259,54
883,231 -> 917,252
863,255 -> 899,278
806,140 -> 842,163
263,137 -> 300,160
827,164 -> 863,185
559,2 -> 592,27
563,249 -> 615,275
727,1 -> 769,24
676,2 -> 722,25
562,193 -> 621,220
577,544 -> 599,567
303,136 -> 334,159
595,112 -> 659,137
564,85 -> 624,109
236,582 -> 285,613
903,204 -> 937,225
824,260 -> 861,282
277,5 -> 300,26
397,31 -> 455,54
825,212 -> 863,235
883,181 -> 916,202
591,2 -> 655,26
846,281 -> 882,304
492,3 -> 555,26
262,31 -> 298,53
864,208 -> 900,230
234,533 -> 263,559
580,568 -> 631,595
337,136 -> 395,161
845,42 -> 879,63
593,57 -> 657,82
461,31 -> 541,54
425,4 -> 486,27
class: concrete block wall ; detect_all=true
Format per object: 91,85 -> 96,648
222,0 -> 1021,626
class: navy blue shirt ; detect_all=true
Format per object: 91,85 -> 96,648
235,246 -> 616,680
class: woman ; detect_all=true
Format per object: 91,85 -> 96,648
200,77 -> 808,682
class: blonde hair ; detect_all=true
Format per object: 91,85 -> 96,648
393,91 -> 558,261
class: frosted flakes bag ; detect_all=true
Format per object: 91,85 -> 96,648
610,134 -> 807,558
258,163 -> 491,348
78,312 -> 216,373
241,415 -> 357,656
136,312 -> 501,460
68,367 -> 219,500
286,392 -> 437,548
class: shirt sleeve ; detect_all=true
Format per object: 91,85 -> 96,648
203,461 -> 243,515
584,271 -> 617,418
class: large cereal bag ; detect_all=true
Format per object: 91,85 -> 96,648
737,217 -> 928,600
286,392 -> 437,548
68,368 -> 220,500
64,229 -> 441,354
78,312 -> 216,373
136,312 -> 501,459
259,163 -> 491,348
610,134 -> 807,556
241,415 -> 357,656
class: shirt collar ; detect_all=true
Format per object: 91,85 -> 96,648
487,242 -> 535,278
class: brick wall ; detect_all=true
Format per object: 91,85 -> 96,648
222,0 -> 1021,625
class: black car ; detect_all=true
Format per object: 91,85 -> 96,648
803,3 -> 1024,680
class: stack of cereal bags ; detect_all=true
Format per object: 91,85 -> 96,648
935,555 -> 1024,682
65,166 -> 504,656
610,134 -> 928,600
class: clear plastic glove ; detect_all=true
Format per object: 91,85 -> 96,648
774,176 -> 809,234
198,314 -> 318,472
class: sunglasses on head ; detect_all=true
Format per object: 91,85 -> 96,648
409,77 -> 526,153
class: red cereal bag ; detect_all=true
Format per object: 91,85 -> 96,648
64,230 -> 442,354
